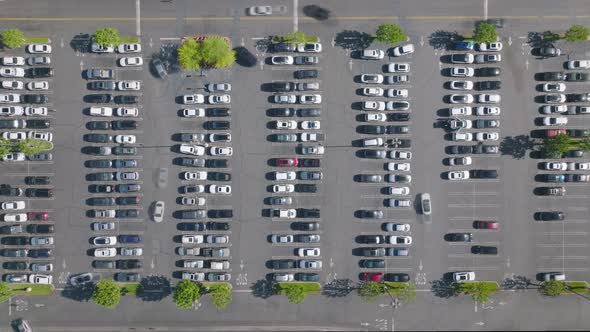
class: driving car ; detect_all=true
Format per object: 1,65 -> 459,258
392,44 -> 415,56
248,5 -> 272,15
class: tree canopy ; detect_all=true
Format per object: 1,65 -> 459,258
92,280 -> 121,309
374,24 -> 407,45
173,280 -> 201,309
0,282 -> 11,302
208,283 -> 232,309
17,139 -> 52,156
177,37 -> 235,70
473,22 -> 497,43
564,25 -> 589,42
94,28 -> 121,47
1,29 -> 25,49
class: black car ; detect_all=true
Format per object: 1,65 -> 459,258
298,171 -> 322,180
113,159 -> 137,168
206,159 -> 228,168
295,184 -> 317,193
388,113 -> 410,121
540,47 -> 561,57
23,94 -> 48,104
177,222 -> 206,231
29,249 -> 51,258
87,172 -> 114,181
537,186 -> 566,196
205,222 -> 230,231
272,259 -> 296,269
85,159 -> 112,168
567,93 -> 590,102
473,144 -> 499,154
566,72 -> 590,82
118,234 -> 142,243
116,184 -> 141,193
181,158 -> 205,168
475,67 -> 501,77
298,108 -> 321,117
448,145 -> 473,154
86,94 -> 113,103
291,222 -> 319,231
205,121 -> 230,130
116,209 -> 140,218
476,81 -> 501,90
471,245 -> 498,255
2,261 -> 28,270
535,211 -> 565,221
84,146 -> 111,156
386,125 -> 409,134
86,121 -> 111,130
298,208 -> 320,218
25,176 -> 51,185
296,273 -> 320,282
116,259 -> 142,269
89,184 -> 114,193
1,237 -> 29,246
112,120 -> 137,130
234,46 -> 257,67
208,172 -> 231,181
0,249 -> 27,257
540,71 -> 566,81
207,209 -> 233,218
295,69 -> 318,79
360,149 -> 387,159
273,43 -> 296,52
25,188 -> 53,198
26,224 -> 54,234
86,68 -> 114,80
385,273 -> 410,282
87,197 -> 116,206
27,152 -> 52,161
181,185 -> 202,194
470,169 -> 498,179
24,119 -> 50,129
270,82 -> 296,92
474,119 -> 500,128
445,233 -> 473,242
358,125 -> 386,135
93,260 -> 115,269
361,259 -> 385,269
206,108 -> 231,117
112,146 -> 137,155
29,67 -> 53,78
358,235 -> 384,244
565,150 -> 584,158
268,108 -> 296,117
88,81 -> 116,90
180,133 -> 205,142
299,159 -> 320,167
567,129 -> 590,138
0,184 -> 22,197
84,133 -> 113,143
115,272 -> 140,282
0,225 -> 23,234
115,95 -> 138,104
0,119 -> 25,129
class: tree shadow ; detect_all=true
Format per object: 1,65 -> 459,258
499,135 -> 536,159
137,275 -> 172,301
322,278 -> 356,298
430,278 -> 456,298
501,275 -> 538,290
250,279 -> 275,299
428,30 -> 461,50
60,283 -> 95,302
234,46 -> 258,67
334,30 -> 374,51
255,38 -> 273,53
70,33 -> 92,53
150,43 -> 180,76
302,5 -> 330,21
527,31 -> 558,49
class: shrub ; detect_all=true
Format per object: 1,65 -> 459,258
473,22 -> 497,43
564,25 -> 589,42
94,28 -> 121,47
207,283 -> 232,309
17,139 -> 52,156
374,24 -> 407,45
0,282 -> 11,302
1,29 -> 25,49
540,280 -> 565,296
453,281 -> 498,303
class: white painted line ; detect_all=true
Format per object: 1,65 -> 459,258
540,255 -> 588,259
448,266 -> 499,271
448,191 -> 499,196
536,267 -> 589,272
537,243 -> 589,248
447,203 -> 500,208
293,0 -> 298,31
136,0 -> 141,36
539,232 -> 589,236
483,0 -> 488,20
160,37 -> 181,41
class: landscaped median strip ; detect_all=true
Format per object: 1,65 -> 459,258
540,280 -> 590,296
9,284 -> 54,296
273,282 -> 321,304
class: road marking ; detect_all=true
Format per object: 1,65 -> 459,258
508,36 -> 512,46
135,0 -> 141,36
449,266 -> 499,271
293,0 -> 298,31
540,255 -> 588,259
448,191 -> 498,196
483,0 -> 488,20
160,37 -> 181,41
537,243 -> 589,248
448,203 -> 500,208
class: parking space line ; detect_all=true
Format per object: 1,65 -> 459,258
540,255 -> 588,259
448,266 -> 500,271
536,267 -> 589,272
448,191 -> 499,196
538,231 -> 589,236
447,203 -> 500,208
567,207 -> 589,211
537,244 -> 589,248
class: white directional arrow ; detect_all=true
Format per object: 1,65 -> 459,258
150,258 -> 155,269
240,259 -> 244,270
508,36 -> 512,46
329,257 -> 334,268
525,59 -> 529,70
420,36 -> 424,47
259,60 -> 264,70
418,260 -> 423,271
149,38 -> 153,48
60,38 -> 64,48
241,37 -> 245,47
348,59 -> 353,71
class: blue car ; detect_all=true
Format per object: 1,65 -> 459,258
453,41 -> 475,50
118,234 -> 142,243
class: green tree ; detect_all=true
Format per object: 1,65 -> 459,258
389,282 -> 416,303
564,25 -> 589,42
1,29 -> 25,49
576,137 -> 590,152
473,22 -> 497,43
277,284 -> 307,304
357,282 -> 385,302
543,134 -> 573,158
200,37 -> 235,69
17,139 -> 52,156
94,28 -> 120,47
0,137 -> 13,156
92,280 -> 121,309
208,283 -> 232,309
453,282 -> 498,303
374,24 -> 407,45
275,31 -> 307,44
173,280 -> 201,309
540,280 -> 565,296
0,282 -> 11,303
177,39 -> 202,70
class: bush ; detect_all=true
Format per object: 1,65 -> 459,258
92,280 -> 121,309
94,28 -> 121,47
0,282 -> 11,302
178,39 -> 202,70
177,37 -> 235,71
374,24 -> 407,45
565,25 -> 589,42
272,31 -> 318,44
357,282 -> 385,302
473,22 -> 497,43
274,282 -> 320,304
540,280 -> 565,296
1,29 -> 25,49
383,282 -> 416,303
173,280 -> 201,309
543,134 -> 573,158
17,139 -> 52,156
207,283 -> 232,309
0,137 -> 13,156
453,281 -> 498,303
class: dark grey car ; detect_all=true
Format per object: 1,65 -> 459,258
179,210 -> 206,219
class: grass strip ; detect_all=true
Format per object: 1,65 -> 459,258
10,284 -> 53,296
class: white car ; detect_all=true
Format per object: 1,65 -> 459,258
386,89 -> 408,98
275,120 -> 297,130
567,60 -> 590,69
449,94 -> 474,104
183,272 -> 205,282
297,248 -> 320,257
448,156 -> 472,166
91,43 -> 115,53
94,247 -> 117,257
271,55 -> 294,65
116,107 -> 139,117
475,132 -> 499,141
543,83 -> 566,92
544,162 -> 568,171
296,82 -> 320,91
181,197 -> 206,206
478,94 -> 501,103
206,83 -> 232,92
182,94 -> 205,104
450,106 -> 472,116
182,108 -> 205,118
29,274 -> 52,284
1,152 -> 25,161
209,146 -> 233,156
115,135 -> 136,144
120,247 -> 143,256
300,120 -> 321,129
271,208 -> 296,219
386,199 -> 412,208
451,132 -> 473,141
182,235 -> 204,244
362,101 -> 386,111
363,87 -> 384,96
387,63 -> 410,73
93,236 -> 117,246
542,117 -> 568,126
2,131 -> 26,140
453,271 -> 476,282
153,201 -> 165,223
299,260 -> 322,269
1,201 -> 25,210
299,94 -> 321,104
387,162 -> 410,171
0,67 -> 25,78
27,56 -> 51,66
568,162 -> 590,170
179,144 -> 205,156
0,93 -> 21,103
388,186 -> 410,195
388,150 -> 412,160
24,107 -> 47,116
271,234 -> 294,243
2,80 -> 24,90
27,44 -> 52,54
117,43 -> 142,53
274,273 -> 294,282
208,184 -> 231,194
476,106 -> 500,116
118,81 -> 141,91
384,223 -> 411,232
209,94 -> 231,104
479,42 -> 502,51
89,107 -> 113,117
248,5 -> 272,15
387,235 -> 412,245
26,81 -> 49,90
274,94 -> 296,104
392,44 -> 415,56
119,57 -> 143,67
274,171 -> 296,181
301,145 -> 325,155
273,184 -> 295,193
360,74 -> 384,84
450,67 -> 474,77
2,57 -> 25,66
364,113 -> 386,122
361,49 -> 385,60
450,80 -> 473,90
3,213 -> 27,222
297,43 -> 322,53
447,171 -> 470,180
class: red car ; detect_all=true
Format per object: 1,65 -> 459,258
473,220 -> 499,230
545,129 -> 567,138
362,272 -> 383,282
28,212 -> 49,221
276,158 -> 298,167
